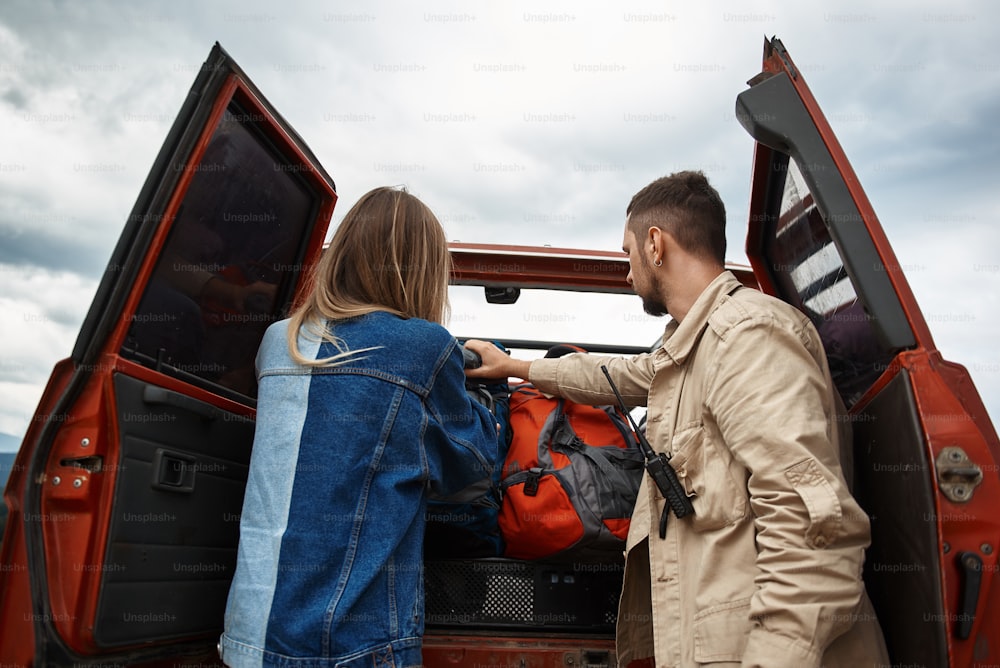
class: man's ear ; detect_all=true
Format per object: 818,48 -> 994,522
647,226 -> 664,260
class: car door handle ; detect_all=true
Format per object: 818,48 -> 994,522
955,551 -> 983,640
151,448 -> 197,493
142,385 -> 220,421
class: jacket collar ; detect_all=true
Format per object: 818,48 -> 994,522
659,271 -> 743,365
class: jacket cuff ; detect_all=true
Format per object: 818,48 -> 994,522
741,629 -> 821,668
527,358 -> 560,393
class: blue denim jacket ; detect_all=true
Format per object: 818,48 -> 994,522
220,311 -> 498,667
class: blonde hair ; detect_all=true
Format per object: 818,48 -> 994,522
287,186 -> 452,367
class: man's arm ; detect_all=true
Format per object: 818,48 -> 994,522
706,319 -> 871,668
463,340 -> 654,408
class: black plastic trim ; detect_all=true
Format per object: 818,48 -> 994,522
736,71 -> 915,352
459,338 -> 652,356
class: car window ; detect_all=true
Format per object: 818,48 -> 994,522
764,156 -> 896,406
449,285 -> 667,355
120,104 -> 318,399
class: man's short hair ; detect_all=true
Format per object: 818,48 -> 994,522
626,170 -> 726,264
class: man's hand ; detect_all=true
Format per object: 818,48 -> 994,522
463,339 -> 531,381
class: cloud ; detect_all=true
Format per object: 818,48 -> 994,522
0,265 -> 95,435
1,88 -> 28,109
0,207 -> 111,275
0,0 -> 998,442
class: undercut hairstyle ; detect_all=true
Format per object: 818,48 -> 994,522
626,170 -> 727,265
287,186 -> 451,366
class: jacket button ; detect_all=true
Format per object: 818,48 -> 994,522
813,535 -> 829,548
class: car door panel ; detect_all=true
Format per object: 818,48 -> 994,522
91,372 -> 252,647
851,368 -> 946,667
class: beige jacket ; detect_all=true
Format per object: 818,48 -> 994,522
529,272 -> 888,668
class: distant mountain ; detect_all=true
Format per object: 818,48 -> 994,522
1,433 -> 24,495
1,450 -> 17,490
0,449 -> 16,531
0,433 -> 23,535
0,432 -> 22,453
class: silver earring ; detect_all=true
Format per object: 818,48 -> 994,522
654,258 -> 662,267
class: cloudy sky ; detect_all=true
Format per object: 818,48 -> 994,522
1,0 -> 998,449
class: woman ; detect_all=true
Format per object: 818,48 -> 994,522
219,187 -> 498,667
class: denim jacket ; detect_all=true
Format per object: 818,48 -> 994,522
220,311 -> 498,668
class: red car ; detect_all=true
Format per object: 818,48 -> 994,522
1,38 -> 997,667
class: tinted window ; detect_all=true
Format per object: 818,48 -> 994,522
764,157 -> 895,406
122,106 -> 317,398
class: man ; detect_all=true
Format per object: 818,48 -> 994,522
466,171 -> 888,667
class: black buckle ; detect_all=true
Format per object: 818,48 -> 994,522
524,467 -> 543,497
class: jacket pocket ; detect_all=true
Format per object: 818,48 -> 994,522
784,458 -> 844,549
668,424 -> 748,532
693,597 -> 752,663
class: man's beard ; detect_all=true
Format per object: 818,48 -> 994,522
641,292 -> 668,317
638,258 -> 668,317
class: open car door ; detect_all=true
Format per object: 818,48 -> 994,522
0,44 -> 336,666
738,37 -> 1000,667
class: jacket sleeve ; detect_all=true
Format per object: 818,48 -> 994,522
705,317 -> 871,668
529,352 -> 655,408
422,339 -> 499,502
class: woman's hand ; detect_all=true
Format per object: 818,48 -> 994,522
463,340 -> 531,381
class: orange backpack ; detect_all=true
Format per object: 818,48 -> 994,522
499,383 -> 645,561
